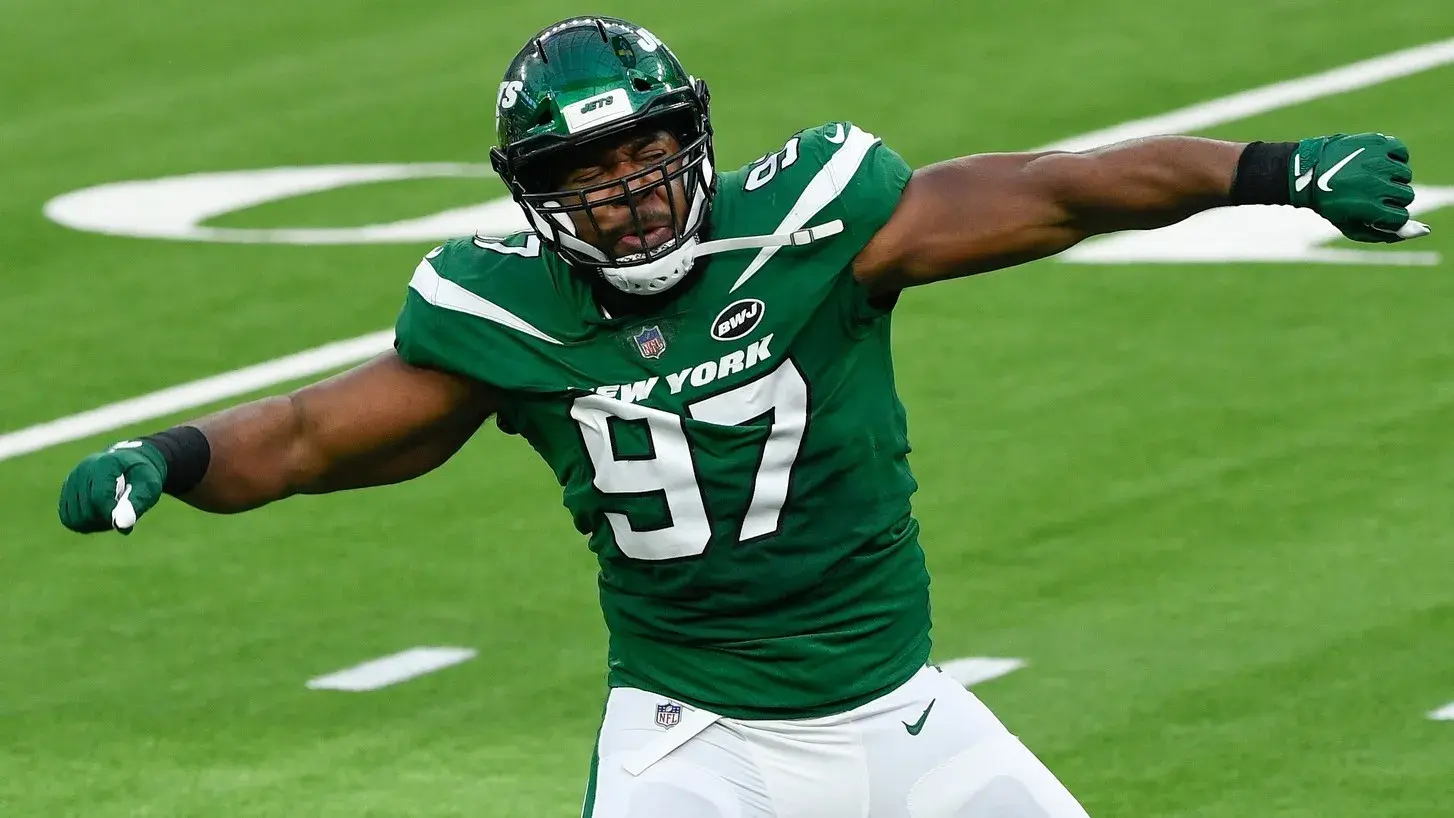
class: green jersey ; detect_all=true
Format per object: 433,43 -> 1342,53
394,122 -> 928,719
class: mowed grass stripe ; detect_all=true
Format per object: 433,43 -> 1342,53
5,37 -> 1453,464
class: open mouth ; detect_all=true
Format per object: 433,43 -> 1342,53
615,226 -> 674,257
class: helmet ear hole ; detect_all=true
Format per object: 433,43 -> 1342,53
631,77 -> 653,93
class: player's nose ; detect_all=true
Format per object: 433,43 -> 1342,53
620,164 -> 668,202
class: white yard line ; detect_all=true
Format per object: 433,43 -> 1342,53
1035,37 -> 1454,152
306,646 -> 478,692
938,657 -> 1027,688
0,331 -> 394,461
1430,702 -> 1454,721
3,37 -> 1453,463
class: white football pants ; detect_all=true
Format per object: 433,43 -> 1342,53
582,665 -> 1092,818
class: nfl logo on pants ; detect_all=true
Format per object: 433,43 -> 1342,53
655,702 -> 682,729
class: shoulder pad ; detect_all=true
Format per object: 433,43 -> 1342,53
720,121 -> 911,247
733,122 -> 879,180
418,232 -> 544,289
724,122 -> 910,205
394,232 -> 571,386
402,232 -> 561,344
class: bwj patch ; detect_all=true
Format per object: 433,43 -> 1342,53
632,325 -> 667,359
655,702 -> 682,728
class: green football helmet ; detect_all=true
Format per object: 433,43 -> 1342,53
489,17 -> 717,294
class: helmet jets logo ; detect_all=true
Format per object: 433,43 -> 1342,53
711,299 -> 766,341
579,96 -> 614,115
497,81 -> 524,112
563,88 -> 634,134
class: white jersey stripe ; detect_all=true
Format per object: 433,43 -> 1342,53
408,258 -> 564,345
730,124 -> 881,293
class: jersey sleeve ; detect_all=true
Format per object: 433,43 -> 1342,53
391,234 -> 569,395
393,239 -> 472,375
794,121 -> 914,327
802,121 -> 913,249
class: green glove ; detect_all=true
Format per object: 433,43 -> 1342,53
58,440 -> 167,535
1290,133 -> 1426,243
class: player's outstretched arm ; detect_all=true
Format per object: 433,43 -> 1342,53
58,351 -> 496,534
852,133 -> 1423,293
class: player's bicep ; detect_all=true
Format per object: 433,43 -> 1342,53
852,151 -> 1084,293
288,350 -> 496,492
181,351 -> 494,512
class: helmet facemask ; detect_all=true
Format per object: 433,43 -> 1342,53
489,16 -> 718,295
510,108 -> 716,295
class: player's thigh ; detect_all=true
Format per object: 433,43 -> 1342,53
862,667 -> 1093,818
583,687 -> 772,818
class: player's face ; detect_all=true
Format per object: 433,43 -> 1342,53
555,127 -> 691,261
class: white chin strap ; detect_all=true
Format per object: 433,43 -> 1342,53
598,219 -> 846,295
600,234 -> 701,295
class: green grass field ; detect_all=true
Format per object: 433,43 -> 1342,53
4,1 -> 1454,815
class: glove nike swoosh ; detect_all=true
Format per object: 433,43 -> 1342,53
1317,147 -> 1365,192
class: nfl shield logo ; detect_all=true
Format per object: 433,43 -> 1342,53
632,325 -> 667,359
655,702 -> 682,729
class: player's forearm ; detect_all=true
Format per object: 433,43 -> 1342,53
1033,135 -> 1246,234
178,394 -> 328,513
173,358 -> 493,513
179,396 -> 443,512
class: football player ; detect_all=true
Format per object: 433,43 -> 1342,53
58,15 -> 1427,818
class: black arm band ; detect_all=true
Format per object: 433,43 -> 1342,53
1229,141 -> 1297,206
141,425 -> 212,496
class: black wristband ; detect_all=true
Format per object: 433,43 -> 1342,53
1230,141 -> 1297,206
141,425 -> 212,495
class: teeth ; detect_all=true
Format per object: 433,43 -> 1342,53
614,234 -> 677,264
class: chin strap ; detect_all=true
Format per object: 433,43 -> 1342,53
690,219 -> 844,259
594,219 -> 846,296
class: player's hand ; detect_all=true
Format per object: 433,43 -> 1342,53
57,441 -> 167,535
1290,133 -> 1428,243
